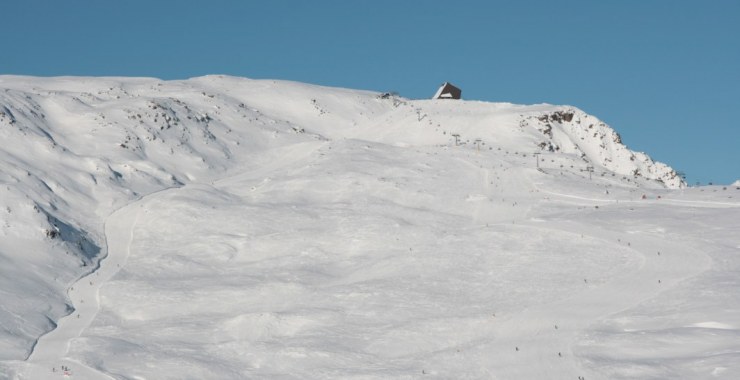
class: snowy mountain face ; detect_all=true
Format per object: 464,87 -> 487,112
1,76 -> 738,379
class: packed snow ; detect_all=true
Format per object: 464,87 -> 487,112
0,75 -> 738,379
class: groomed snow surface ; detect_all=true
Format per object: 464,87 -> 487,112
0,76 -> 738,379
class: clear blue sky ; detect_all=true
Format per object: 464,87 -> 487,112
2,1 -> 738,185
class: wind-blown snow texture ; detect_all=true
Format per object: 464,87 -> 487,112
0,75 -> 738,379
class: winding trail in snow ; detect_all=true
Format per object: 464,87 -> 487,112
17,143 -> 326,380
21,197 -> 148,380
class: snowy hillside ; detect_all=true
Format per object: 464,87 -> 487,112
0,75 -> 738,380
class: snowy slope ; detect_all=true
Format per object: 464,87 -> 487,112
0,75 -> 737,380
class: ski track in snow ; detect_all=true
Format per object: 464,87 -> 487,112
15,142 -> 328,379
20,193 -> 152,379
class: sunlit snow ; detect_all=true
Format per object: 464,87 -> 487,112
0,75 -> 738,379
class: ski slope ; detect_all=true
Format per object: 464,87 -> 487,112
0,76 -> 738,379
21,198 -> 147,380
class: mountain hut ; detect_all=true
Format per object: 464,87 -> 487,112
432,82 -> 462,100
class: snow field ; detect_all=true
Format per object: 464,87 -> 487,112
0,75 -> 737,379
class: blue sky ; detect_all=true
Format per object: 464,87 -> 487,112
2,1 -> 738,184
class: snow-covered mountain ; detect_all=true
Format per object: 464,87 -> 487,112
1,76 -> 737,380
